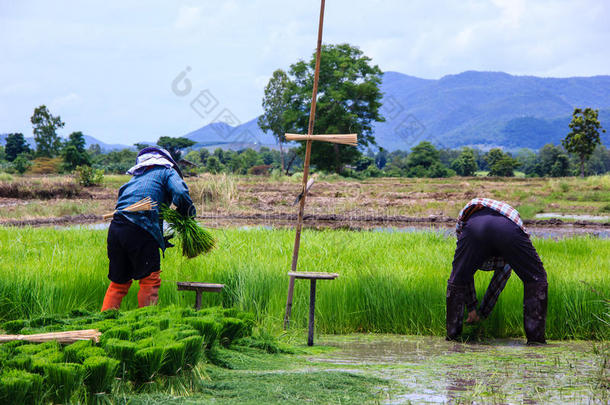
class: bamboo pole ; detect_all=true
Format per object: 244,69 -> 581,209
284,0 -> 326,330
0,329 -> 101,344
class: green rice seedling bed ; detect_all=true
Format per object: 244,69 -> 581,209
0,305 -> 265,404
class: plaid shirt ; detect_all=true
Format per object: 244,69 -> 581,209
457,198 -> 526,316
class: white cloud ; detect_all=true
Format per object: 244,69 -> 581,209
174,5 -> 203,30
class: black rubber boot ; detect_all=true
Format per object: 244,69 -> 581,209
523,281 -> 548,345
446,282 -> 467,341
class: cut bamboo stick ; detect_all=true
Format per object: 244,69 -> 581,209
0,329 -> 101,344
102,197 -> 157,220
285,133 -> 358,146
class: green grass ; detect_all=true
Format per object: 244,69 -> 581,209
0,227 -> 607,340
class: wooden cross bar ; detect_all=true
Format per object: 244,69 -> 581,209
283,0 -> 358,333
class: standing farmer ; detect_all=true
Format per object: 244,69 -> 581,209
101,147 -> 196,311
446,198 -> 548,344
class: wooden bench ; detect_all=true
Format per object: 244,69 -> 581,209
286,272 -> 339,346
176,282 -> 224,310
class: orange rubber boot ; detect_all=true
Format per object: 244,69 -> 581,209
138,270 -> 161,307
101,281 -> 132,311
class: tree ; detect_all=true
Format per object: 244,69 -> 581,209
562,107 -> 606,177
5,133 -> 31,162
451,148 -> 478,176
30,105 -> 64,157
62,131 -> 91,170
156,137 -> 196,162
407,141 -> 440,169
134,143 -> 150,151
205,156 -> 223,173
283,43 -> 385,173
485,148 -> 519,176
259,69 -> 291,171
13,154 -> 31,174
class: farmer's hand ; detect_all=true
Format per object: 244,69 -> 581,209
466,309 -> 480,324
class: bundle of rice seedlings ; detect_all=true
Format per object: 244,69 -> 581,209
103,339 -> 136,365
44,363 -> 85,404
1,320 -> 28,334
186,316 -> 221,347
132,326 -> 159,341
4,354 -> 33,371
103,325 -> 131,341
83,356 -> 119,394
131,347 -> 165,382
63,340 -> 92,362
159,342 -> 186,375
180,336 -> 204,368
219,317 -> 251,346
0,369 -> 43,405
160,205 -> 215,258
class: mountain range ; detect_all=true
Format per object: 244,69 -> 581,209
3,71 -> 610,152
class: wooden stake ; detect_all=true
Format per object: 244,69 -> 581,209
284,0 -> 326,329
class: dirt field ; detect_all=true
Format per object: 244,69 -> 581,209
0,174 -> 608,235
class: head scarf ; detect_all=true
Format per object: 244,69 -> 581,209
127,146 -> 184,178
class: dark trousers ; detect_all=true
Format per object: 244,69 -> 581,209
449,208 -> 547,286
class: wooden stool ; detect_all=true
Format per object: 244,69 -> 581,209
286,272 -> 338,346
177,282 -> 224,310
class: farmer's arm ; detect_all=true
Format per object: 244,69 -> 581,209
465,281 -> 478,323
478,265 -> 512,319
166,169 -> 196,217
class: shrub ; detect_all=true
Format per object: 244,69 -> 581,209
83,356 -> 119,394
29,157 -> 63,174
12,155 -> 31,174
0,369 -> 43,405
75,165 -> 104,187
44,363 -> 85,404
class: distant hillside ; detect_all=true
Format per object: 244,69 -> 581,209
180,71 -> 610,151
0,134 -> 129,152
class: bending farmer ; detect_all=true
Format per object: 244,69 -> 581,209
446,198 -> 548,344
101,147 -> 196,311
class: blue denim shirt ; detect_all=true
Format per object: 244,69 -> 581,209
115,166 -> 195,251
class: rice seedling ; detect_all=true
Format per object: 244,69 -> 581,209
131,347 -> 165,382
0,368 -> 43,405
160,205 -> 216,258
0,227 -> 607,340
159,342 -> 186,375
82,355 -> 119,394
43,363 -> 85,404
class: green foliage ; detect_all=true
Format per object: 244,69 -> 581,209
452,148 -> 478,176
104,339 -> 137,365
4,133 -> 31,162
12,154 -> 32,174
30,105 -> 65,158
563,107 -> 606,177
259,69 -> 291,171
83,356 -> 119,393
159,342 -> 186,375
283,43 -> 384,173
485,148 -> 520,177
0,369 -> 43,405
186,316 -> 221,345
62,131 -> 91,170
75,165 -> 104,186
219,317 -> 251,346
160,205 -> 216,258
156,136 -> 196,162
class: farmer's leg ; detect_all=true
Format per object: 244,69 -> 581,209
447,210 -> 494,339
103,221 -> 134,311
489,215 -> 548,344
128,230 -> 161,308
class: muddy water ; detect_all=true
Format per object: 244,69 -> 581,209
311,335 -> 609,404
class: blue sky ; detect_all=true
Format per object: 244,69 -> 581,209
1,0 -> 609,145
